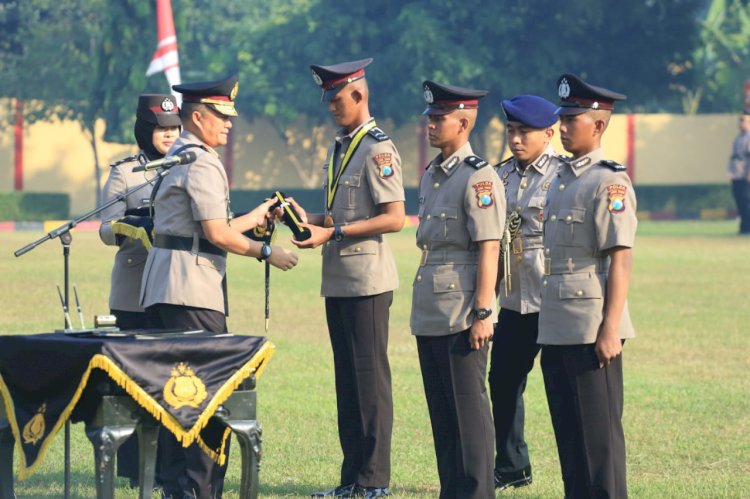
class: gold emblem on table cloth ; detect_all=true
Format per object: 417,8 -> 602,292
22,403 -> 46,445
164,363 -> 208,409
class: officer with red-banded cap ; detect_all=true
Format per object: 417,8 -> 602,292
141,74 -> 298,498
411,80 -> 505,499
288,58 -> 405,498
488,94 -> 564,492
539,73 -> 636,499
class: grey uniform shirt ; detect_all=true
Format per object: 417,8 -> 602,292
728,130 -> 750,180
321,118 -> 405,297
495,145 -> 562,314
140,131 -> 230,314
538,148 -> 637,345
99,153 -> 156,312
411,142 -> 506,337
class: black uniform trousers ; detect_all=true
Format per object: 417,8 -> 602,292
541,344 -> 627,499
488,309 -> 541,473
111,308 -> 161,484
731,179 -> 750,234
416,330 -> 494,499
147,303 -> 230,499
325,292 -> 393,488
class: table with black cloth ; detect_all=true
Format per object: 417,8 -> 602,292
0,331 -> 275,499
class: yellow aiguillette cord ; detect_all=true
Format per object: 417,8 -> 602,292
327,120 -> 377,210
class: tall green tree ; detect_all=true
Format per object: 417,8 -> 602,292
1,0 -> 157,207
684,0 -> 750,113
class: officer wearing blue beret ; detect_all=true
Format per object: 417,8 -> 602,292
488,94 -> 563,491
540,73 -> 636,499
411,80 -> 505,499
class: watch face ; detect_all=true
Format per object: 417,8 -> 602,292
261,244 -> 272,259
475,308 -> 492,320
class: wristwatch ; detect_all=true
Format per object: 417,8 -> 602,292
259,243 -> 272,261
473,308 -> 493,320
333,225 -> 346,242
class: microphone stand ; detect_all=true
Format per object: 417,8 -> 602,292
13,167 -> 171,498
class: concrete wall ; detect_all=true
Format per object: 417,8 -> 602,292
0,101 -> 739,215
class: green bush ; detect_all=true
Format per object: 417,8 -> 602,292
635,184 -> 734,213
0,192 -> 70,220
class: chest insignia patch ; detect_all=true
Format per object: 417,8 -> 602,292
607,184 -> 628,213
373,153 -> 394,178
473,181 -> 495,209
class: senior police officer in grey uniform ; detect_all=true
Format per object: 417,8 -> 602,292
100,94 -> 181,330
539,74 -> 636,499
488,95 -> 564,492
140,75 -> 298,498
289,58 -> 404,499
411,81 -> 505,499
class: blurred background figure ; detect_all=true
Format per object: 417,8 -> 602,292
728,110 -> 750,235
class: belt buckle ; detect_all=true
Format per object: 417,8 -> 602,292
512,237 -> 523,255
544,257 -> 551,276
420,248 -> 429,267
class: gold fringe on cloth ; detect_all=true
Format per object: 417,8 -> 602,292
0,340 -> 275,479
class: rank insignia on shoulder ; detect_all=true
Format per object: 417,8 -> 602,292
495,156 -> 513,169
109,154 -> 140,168
600,159 -> 626,171
465,155 -> 488,169
367,127 -> 390,141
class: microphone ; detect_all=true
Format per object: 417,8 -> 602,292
132,151 -> 197,172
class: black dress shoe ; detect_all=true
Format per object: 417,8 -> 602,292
494,465 -> 532,491
353,485 -> 390,498
311,483 -> 356,497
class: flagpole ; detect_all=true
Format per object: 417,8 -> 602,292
146,0 -> 181,101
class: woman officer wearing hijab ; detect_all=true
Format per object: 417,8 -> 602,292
99,94 -> 181,329
98,94 -> 181,487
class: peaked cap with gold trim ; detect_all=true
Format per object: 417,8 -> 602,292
173,74 -> 239,117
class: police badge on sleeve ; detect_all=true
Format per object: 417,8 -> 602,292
373,153 -> 394,178
473,181 -> 495,209
607,185 -> 627,213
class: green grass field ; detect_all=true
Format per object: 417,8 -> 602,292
0,221 -> 748,498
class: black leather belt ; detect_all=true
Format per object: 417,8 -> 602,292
153,233 -> 227,257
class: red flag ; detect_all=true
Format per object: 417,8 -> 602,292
146,0 -> 181,103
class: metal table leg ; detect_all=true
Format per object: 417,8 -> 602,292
85,395 -> 155,499
215,379 -> 262,499
0,415 -> 15,499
